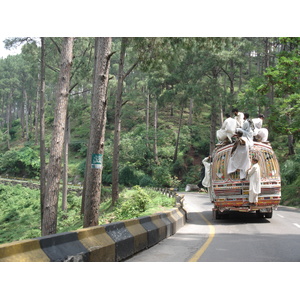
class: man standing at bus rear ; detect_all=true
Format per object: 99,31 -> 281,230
202,156 -> 212,200
247,156 -> 261,205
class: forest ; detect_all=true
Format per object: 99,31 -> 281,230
1,37 -> 300,242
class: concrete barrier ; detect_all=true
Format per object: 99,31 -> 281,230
159,213 -> 174,237
0,205 -> 186,262
123,219 -> 148,254
0,239 -> 50,262
77,226 -> 115,262
104,222 -> 135,261
38,232 -> 89,262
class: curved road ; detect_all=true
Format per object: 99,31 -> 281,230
126,192 -> 300,262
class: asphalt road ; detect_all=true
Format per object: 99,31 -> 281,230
126,191 -> 300,262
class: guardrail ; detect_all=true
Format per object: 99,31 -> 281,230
0,205 -> 186,262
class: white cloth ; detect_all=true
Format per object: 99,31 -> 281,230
236,119 -> 254,147
252,117 -> 269,141
257,128 -> 268,142
217,117 -> 237,142
227,137 -> 251,179
202,157 -> 211,188
247,163 -> 261,203
252,118 -> 262,136
235,112 -> 244,128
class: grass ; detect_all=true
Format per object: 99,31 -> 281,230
0,184 -> 176,245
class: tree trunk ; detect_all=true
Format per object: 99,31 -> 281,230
287,113 -> 295,155
111,37 -> 139,206
111,38 -> 127,206
83,37 -> 112,228
6,102 -> 11,150
153,99 -> 159,164
239,65 -> 242,90
39,38 -> 46,231
20,101 -> 25,138
62,115 -> 70,211
145,91 -> 150,147
210,69 -> 219,155
210,99 -> 217,155
173,104 -> 184,163
35,76 -> 40,145
81,41 -> 100,216
288,134 -> 295,155
42,37 -> 74,236
188,98 -> 193,126
23,89 -> 29,141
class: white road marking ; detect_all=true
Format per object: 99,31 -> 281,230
293,223 -> 300,229
277,214 -> 285,218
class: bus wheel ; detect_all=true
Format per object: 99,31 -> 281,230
265,209 -> 273,219
213,209 -> 221,219
256,210 -> 264,218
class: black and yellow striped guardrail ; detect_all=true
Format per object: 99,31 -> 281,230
0,206 -> 186,262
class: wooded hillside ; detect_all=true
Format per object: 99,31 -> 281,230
1,37 -> 300,236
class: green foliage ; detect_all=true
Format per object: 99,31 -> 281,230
280,159 -> 300,185
152,164 -> 180,188
0,182 -> 175,244
139,175 -> 154,187
119,165 -> 139,186
69,141 -> 87,157
112,186 -> 175,221
0,146 -> 40,177
281,175 -> 300,208
0,184 -> 41,244
181,165 -> 201,187
114,186 -> 150,219
0,183 -> 84,244
3,37 -> 300,237
260,38 -> 300,143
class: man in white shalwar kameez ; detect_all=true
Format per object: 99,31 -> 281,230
202,156 -> 211,188
216,113 -> 237,143
202,156 -> 212,199
246,157 -> 261,205
252,114 -> 269,142
236,113 -> 254,147
232,108 -> 244,128
227,133 -> 251,179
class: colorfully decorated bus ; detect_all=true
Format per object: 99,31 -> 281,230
210,141 -> 281,219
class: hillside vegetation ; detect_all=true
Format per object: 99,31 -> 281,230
0,184 -> 175,244
1,37 -> 300,242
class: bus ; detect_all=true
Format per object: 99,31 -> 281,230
210,141 -> 281,219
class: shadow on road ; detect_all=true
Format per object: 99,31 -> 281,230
187,211 -> 271,225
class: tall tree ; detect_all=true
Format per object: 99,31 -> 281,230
83,37 -> 113,228
261,37 -> 300,155
39,37 -> 46,229
62,115 -> 70,211
42,37 -> 74,236
111,37 -> 139,206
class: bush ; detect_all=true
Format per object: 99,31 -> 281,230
152,165 -> 180,187
281,177 -> 300,208
0,147 -> 40,178
0,184 -> 41,244
69,142 -> 87,157
119,165 -> 139,187
281,159 -> 300,185
115,186 -> 150,219
139,175 -> 154,187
